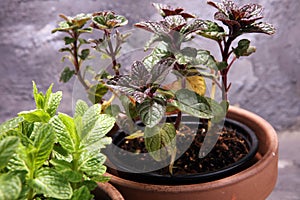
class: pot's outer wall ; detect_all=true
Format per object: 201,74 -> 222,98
108,106 -> 278,200
94,182 -> 124,200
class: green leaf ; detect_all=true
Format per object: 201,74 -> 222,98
78,27 -> 93,33
46,91 -> 62,117
233,39 -> 251,58
104,104 -> 121,117
144,34 -> 161,51
32,81 -> 45,109
79,49 -> 90,60
170,89 -> 213,119
81,114 -> 115,148
143,42 -> 171,70
50,114 -> 77,153
71,186 -> 93,200
59,47 -> 72,53
51,159 -> 83,182
125,130 -> 144,140
138,98 -> 166,128
175,47 -> 198,65
0,117 -> 23,135
6,153 -> 28,172
78,152 -> 107,177
0,173 -> 22,200
92,12 -> 128,30
180,19 -> 207,35
18,109 -> 51,123
81,104 -> 102,139
64,170 -> 83,183
87,84 -> 109,104
194,20 -> 225,41
74,100 -> 89,118
44,83 -> 54,103
144,123 -> 176,161
31,168 -> 72,199
0,136 -> 19,170
119,95 -> 138,120
60,67 -> 75,83
206,98 -> 227,123
64,36 -> 76,45
33,124 -> 55,169
50,158 -> 72,170
193,50 -> 218,70
216,61 -> 228,71
82,180 -> 97,191
79,38 -> 90,45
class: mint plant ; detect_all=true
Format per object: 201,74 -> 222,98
0,82 -> 115,200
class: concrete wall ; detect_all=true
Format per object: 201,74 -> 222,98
0,0 -> 299,130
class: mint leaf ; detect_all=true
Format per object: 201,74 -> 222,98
78,152 -> 107,178
81,114 -> 115,148
18,109 -> 51,123
71,186 -> 93,200
74,100 -> 89,118
33,124 -> 55,169
50,114 -> 77,153
0,117 -> 23,135
32,81 -> 45,109
46,91 -> 63,117
31,168 -> 72,199
81,104 -> 102,139
0,173 -> 22,200
0,137 -> 19,170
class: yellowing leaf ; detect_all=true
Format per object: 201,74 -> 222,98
186,75 -> 206,96
163,76 -> 206,96
125,130 -> 144,140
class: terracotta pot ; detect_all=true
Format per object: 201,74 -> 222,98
106,106 -> 278,200
93,182 -> 124,200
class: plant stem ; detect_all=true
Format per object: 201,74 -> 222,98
27,189 -> 34,200
72,31 -> 90,90
27,163 -> 35,200
211,74 -> 216,100
105,30 -> 119,76
220,36 -> 236,101
174,111 -> 182,130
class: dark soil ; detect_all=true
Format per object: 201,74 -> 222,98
114,121 -> 250,176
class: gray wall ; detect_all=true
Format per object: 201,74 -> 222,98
0,0 -> 299,131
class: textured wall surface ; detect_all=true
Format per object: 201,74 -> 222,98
0,0 -> 299,130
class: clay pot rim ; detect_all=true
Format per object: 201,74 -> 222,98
96,182 -> 125,200
107,106 -> 278,192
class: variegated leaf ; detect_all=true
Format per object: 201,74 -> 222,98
31,168 -> 72,199
144,123 -> 176,161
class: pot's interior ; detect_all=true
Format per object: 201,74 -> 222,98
105,116 -> 259,185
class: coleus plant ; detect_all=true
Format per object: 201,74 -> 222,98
0,82 -> 115,200
52,0 -> 275,174
107,0 -> 275,169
